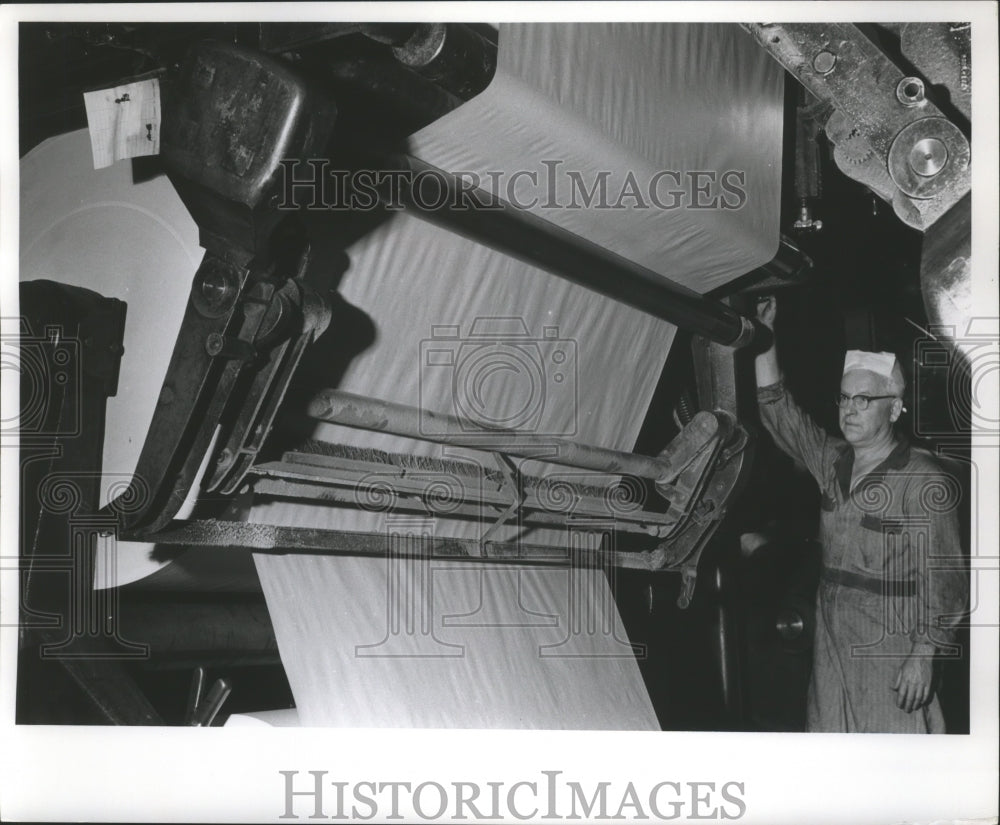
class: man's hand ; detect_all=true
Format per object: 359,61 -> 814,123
753,295 -> 780,386
892,651 -> 934,713
755,295 -> 777,330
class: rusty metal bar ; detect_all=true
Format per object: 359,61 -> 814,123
128,518 -> 686,573
307,389 -> 677,482
126,519 -> 593,566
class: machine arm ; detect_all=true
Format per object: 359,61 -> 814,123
109,42 -> 336,534
742,22 -> 970,233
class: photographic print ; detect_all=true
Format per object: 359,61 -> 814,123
1,4 -> 997,823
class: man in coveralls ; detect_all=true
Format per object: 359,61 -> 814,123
754,296 -> 967,732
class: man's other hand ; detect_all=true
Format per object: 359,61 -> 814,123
892,652 -> 934,713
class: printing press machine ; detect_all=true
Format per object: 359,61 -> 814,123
14,21 -> 973,728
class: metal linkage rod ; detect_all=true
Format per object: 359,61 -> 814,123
129,519 -> 592,566
307,389 -> 674,482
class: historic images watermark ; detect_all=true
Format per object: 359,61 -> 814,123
278,771 -> 748,821
276,159 -> 749,212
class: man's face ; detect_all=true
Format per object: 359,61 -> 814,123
838,369 -> 901,447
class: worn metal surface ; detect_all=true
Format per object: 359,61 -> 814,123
691,334 -> 740,417
743,22 -> 970,231
128,518 -> 597,566
162,41 -> 336,256
109,43 -> 337,534
886,116 -> 969,202
206,275 -> 333,494
110,255 -> 252,533
824,108 -> 899,211
132,517 -> 684,574
656,417 -> 754,608
900,22 -> 971,122
668,321 -> 750,605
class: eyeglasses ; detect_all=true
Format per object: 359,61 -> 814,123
836,393 -> 898,411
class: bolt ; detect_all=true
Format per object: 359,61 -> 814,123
205,332 -> 224,356
199,268 -> 234,309
896,76 -> 925,106
908,137 -> 948,177
812,50 -> 837,74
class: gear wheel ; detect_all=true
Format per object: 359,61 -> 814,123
823,109 -> 923,231
835,128 -> 874,164
824,110 -> 874,164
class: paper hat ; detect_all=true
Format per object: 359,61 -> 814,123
843,350 -> 899,378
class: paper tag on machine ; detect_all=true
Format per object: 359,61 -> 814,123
83,77 -> 161,170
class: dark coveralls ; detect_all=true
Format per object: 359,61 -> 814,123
758,381 -> 968,733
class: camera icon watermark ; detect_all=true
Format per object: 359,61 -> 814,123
352,511 -> 643,660
419,317 -> 578,439
846,470 -> 969,659
912,317 -> 999,439
9,468 -> 150,659
533,470 -> 648,521
1,318 -> 82,440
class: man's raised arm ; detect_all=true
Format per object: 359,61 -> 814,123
753,296 -> 838,486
